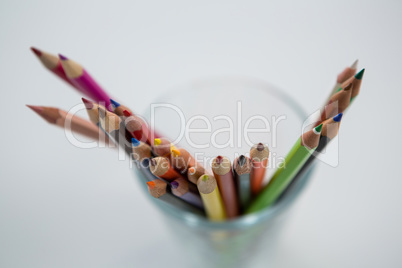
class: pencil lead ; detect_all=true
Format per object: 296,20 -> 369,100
333,113 -> 343,122
146,181 -> 155,189
131,138 -> 140,147
58,54 -> 68,61
110,99 -> 121,108
216,156 -> 223,164
314,124 -> 323,134
82,98 -> 94,110
355,68 -> 365,80
26,104 -> 44,115
257,143 -> 265,151
344,83 -> 353,91
171,181 -> 179,189
122,110 -> 132,117
238,155 -> 246,166
30,47 -> 42,57
201,174 -> 209,182
351,59 -> 359,69
171,147 -> 181,157
154,138 -> 161,146
188,167 -> 196,175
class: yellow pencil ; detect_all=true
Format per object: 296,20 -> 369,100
197,174 -> 226,221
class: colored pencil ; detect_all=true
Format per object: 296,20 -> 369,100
246,124 -> 323,213
187,166 -> 207,185
110,99 -> 134,116
82,98 -> 102,126
171,177 -> 204,209
197,175 -> 226,221
26,105 -> 109,143
278,113 -> 344,201
329,60 -> 358,96
211,156 -> 239,219
122,110 -> 147,142
233,155 -> 252,211
319,83 -> 352,124
170,147 -> 196,173
149,157 -> 182,181
147,179 -> 203,216
59,54 -> 111,109
340,68 -> 365,102
153,138 -> 172,157
110,99 -> 158,142
249,143 -> 270,195
30,47 -> 76,88
131,138 -> 152,161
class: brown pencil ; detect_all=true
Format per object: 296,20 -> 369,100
121,110 -> 148,143
147,179 -> 203,215
187,166 -> 207,185
170,177 -> 204,209
211,156 -> 239,219
82,98 -> 103,126
150,157 -> 182,181
27,105 -> 109,143
249,143 -> 270,195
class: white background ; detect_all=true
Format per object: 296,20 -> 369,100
1,0 -> 401,267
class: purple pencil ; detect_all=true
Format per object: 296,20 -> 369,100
59,54 -> 112,110
170,177 -> 204,209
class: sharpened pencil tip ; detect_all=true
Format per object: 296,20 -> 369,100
314,124 -> 323,134
355,68 -> 365,80
154,138 -> 161,146
26,105 -> 44,115
147,181 -> 155,189
131,138 -> 140,147
82,98 -> 94,110
171,181 -> 179,189
188,167 -> 196,175
201,175 -> 209,182
256,143 -> 264,151
122,110 -> 131,117
171,148 -> 180,157
58,54 -> 68,61
238,155 -> 246,166
110,99 -> 121,108
351,59 -> 358,69
215,156 -> 223,164
30,47 -> 42,57
333,113 -> 343,122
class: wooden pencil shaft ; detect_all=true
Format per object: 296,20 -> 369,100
153,138 -> 171,157
171,148 -> 196,173
212,170 -> 239,218
187,166 -> 206,184
132,142 -> 152,161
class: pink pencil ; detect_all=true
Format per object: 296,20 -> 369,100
30,47 -> 77,89
59,54 -> 112,110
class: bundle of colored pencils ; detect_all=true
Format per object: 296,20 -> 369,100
28,47 -> 365,221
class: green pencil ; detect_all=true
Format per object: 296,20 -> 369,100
246,124 -> 323,214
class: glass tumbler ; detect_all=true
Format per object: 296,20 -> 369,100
132,76 -> 314,268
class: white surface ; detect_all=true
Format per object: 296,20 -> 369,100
1,0 -> 401,267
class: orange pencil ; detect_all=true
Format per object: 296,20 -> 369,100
150,157 -> 182,181
249,143 -> 270,195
